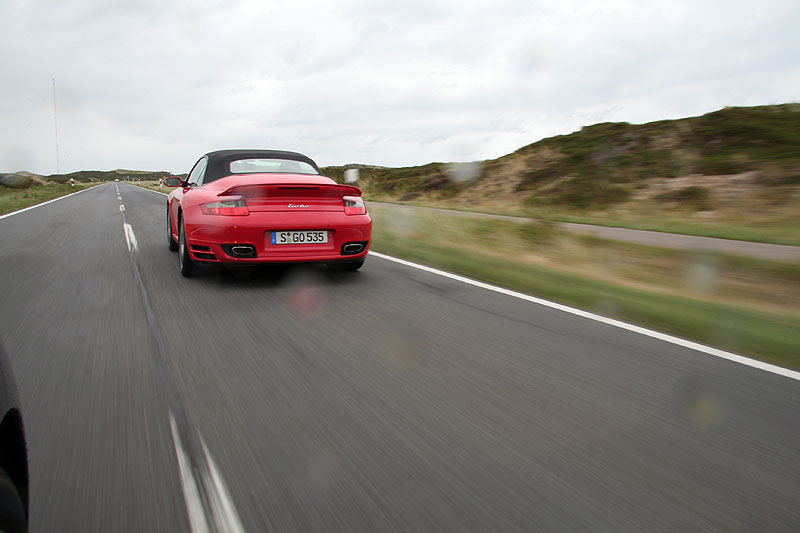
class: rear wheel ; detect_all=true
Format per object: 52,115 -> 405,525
178,217 -> 194,277
328,258 -> 365,271
167,207 -> 178,251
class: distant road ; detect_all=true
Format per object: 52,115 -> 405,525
371,202 -> 800,263
1,183 -> 799,531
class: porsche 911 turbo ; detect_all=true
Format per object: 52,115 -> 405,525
165,150 -> 372,277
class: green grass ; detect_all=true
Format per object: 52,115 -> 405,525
0,183 -> 91,216
369,206 -> 800,369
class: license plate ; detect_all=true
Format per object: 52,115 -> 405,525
270,230 -> 328,245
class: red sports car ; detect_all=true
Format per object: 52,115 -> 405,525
165,150 -> 371,277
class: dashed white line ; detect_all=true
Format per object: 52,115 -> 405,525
169,414 -> 211,533
168,412 -> 246,532
123,223 -> 138,252
369,251 -> 800,382
202,439 -> 246,533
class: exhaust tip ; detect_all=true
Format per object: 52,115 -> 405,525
341,241 -> 368,256
343,244 -> 363,254
223,244 -> 257,258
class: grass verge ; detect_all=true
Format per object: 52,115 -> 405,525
0,184 -> 90,216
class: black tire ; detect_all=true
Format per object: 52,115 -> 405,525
0,468 -> 26,533
178,217 -> 194,277
328,258 -> 365,272
167,207 -> 178,251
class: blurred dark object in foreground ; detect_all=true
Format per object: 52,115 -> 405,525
0,341 -> 28,532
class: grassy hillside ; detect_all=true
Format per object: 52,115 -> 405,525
321,104 -> 800,244
323,104 -> 800,201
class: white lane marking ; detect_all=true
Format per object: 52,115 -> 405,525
202,439 -> 246,533
169,412 -> 247,532
119,204 -> 125,211
123,223 -> 138,252
0,184 -> 103,221
169,414 -> 211,533
369,251 -> 800,382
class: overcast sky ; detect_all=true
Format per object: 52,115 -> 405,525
1,0 -> 798,174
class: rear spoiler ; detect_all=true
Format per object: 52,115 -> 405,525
218,182 -> 363,197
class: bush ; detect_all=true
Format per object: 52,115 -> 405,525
399,191 -> 421,201
0,173 -> 33,189
694,159 -> 751,175
656,186 -> 712,211
550,177 -> 632,209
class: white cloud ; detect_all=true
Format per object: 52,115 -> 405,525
1,0 -> 798,174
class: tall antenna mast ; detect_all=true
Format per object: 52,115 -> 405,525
52,77 -> 60,174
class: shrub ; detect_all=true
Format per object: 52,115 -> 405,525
0,173 -> 33,189
656,186 -> 712,211
550,177 -> 632,209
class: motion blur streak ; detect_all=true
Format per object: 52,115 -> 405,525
0,182 -> 798,531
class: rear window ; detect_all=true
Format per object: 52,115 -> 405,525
229,158 -> 318,175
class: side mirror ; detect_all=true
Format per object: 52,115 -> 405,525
163,177 -> 182,187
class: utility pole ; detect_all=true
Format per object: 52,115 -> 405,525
52,78 -> 60,174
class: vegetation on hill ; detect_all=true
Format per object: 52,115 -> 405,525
321,104 -> 800,210
45,169 -> 172,184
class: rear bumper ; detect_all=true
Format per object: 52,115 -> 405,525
182,208 -> 372,263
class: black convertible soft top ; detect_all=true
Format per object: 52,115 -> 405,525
203,149 -> 322,183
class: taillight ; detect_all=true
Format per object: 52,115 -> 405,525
200,197 -> 249,216
343,196 -> 366,215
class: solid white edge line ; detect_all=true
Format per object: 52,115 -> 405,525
368,251 -> 800,382
169,413 -> 210,533
0,184 -> 103,221
201,439 -> 246,533
145,188 -> 168,196
125,183 -> 168,196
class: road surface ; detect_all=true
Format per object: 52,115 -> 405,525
1,183 -> 799,531
371,202 -> 800,263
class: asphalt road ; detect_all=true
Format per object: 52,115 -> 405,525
1,182 -> 799,531
371,202 -> 800,263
